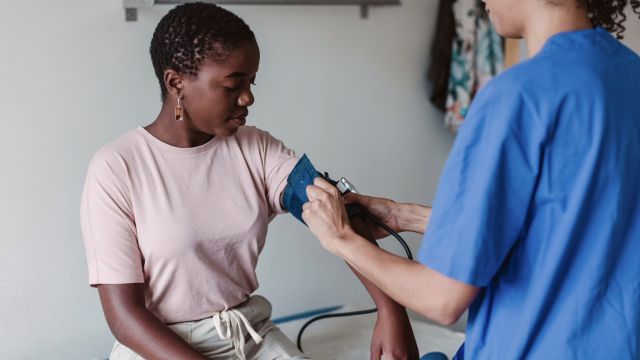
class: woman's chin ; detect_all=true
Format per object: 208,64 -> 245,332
208,120 -> 245,137
220,126 -> 242,137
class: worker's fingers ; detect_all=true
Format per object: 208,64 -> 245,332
314,177 -> 341,197
306,184 -> 327,201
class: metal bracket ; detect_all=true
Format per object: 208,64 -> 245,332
124,0 -> 154,22
123,0 -> 400,22
360,4 -> 369,19
125,8 -> 138,21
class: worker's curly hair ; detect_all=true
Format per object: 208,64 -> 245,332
150,2 -> 256,101
579,0 -> 640,39
476,0 -> 640,40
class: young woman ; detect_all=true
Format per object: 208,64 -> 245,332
303,0 -> 640,359
80,3 -> 418,360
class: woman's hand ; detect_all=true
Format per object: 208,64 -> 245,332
370,304 -> 420,360
303,177 -> 355,254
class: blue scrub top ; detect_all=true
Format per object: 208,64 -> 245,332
418,27 -> 640,359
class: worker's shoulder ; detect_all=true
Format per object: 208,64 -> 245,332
488,55 -> 553,93
470,66 -> 537,115
473,53 -> 567,114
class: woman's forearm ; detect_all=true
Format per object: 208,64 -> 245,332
347,216 -> 419,357
113,306 -> 206,360
98,284 -> 207,360
394,203 -> 432,234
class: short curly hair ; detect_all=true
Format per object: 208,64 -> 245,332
475,0 -> 640,40
579,0 -> 640,39
150,2 -> 256,101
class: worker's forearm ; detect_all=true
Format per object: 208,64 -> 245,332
394,203 -> 432,234
336,232 -> 465,325
109,306 -> 207,360
348,216 -> 407,312
346,262 -> 407,313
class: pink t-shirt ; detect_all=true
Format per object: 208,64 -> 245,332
80,126 -> 297,323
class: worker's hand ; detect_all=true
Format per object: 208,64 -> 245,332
370,304 -> 420,360
344,192 -> 402,239
303,177 -> 354,254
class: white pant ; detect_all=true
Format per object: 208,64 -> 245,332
110,295 -> 309,360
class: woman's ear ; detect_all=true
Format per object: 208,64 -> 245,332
164,69 -> 184,99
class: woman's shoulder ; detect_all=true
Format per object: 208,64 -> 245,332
87,128 -> 142,176
235,125 -> 278,139
231,126 -> 295,162
234,125 -> 287,147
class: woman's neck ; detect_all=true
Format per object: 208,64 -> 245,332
145,104 -> 214,148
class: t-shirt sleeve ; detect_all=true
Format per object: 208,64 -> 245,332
80,152 -> 144,286
256,130 -> 298,216
418,83 -> 544,286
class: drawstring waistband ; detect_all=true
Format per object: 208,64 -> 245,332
212,308 -> 263,360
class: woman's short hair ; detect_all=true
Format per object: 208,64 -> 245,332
150,2 -> 256,101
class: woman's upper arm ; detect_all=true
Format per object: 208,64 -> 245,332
97,283 -> 146,337
81,154 -> 144,286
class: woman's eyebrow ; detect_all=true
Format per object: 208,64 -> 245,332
225,71 -> 247,78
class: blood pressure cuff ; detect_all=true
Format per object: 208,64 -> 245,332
282,154 -> 320,225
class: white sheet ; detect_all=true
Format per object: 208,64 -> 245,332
276,306 -> 465,360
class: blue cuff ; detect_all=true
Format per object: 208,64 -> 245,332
282,154 -> 319,225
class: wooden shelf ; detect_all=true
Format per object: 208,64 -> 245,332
123,0 -> 401,21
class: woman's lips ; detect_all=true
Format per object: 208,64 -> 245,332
230,111 -> 248,126
231,117 -> 246,126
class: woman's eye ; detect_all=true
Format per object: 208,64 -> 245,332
224,80 -> 255,92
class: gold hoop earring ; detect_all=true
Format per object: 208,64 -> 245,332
175,94 -> 184,121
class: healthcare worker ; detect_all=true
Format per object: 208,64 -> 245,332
302,0 -> 640,358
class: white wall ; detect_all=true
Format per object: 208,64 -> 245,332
0,0 -> 453,358
3,1 -> 640,359
623,6 -> 640,50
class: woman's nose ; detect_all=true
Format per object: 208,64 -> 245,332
237,88 -> 254,107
